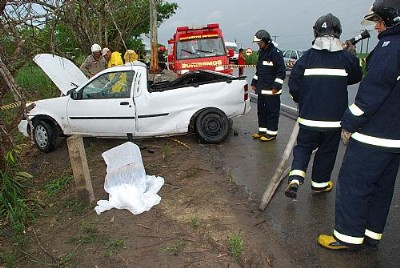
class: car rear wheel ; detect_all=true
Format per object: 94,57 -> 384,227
33,120 -> 58,153
195,108 -> 230,144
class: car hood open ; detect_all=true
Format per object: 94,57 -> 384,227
34,53 -> 88,95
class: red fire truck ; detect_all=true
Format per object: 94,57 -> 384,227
167,23 -> 234,75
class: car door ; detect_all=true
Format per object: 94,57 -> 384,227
66,70 -> 136,136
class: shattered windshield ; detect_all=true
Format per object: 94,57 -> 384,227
176,37 -> 226,60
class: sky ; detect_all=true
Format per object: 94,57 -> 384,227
155,0 -> 378,53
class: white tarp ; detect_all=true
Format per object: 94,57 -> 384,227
95,142 -> 164,215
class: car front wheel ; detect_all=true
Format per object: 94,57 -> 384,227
195,108 -> 230,144
33,120 -> 58,153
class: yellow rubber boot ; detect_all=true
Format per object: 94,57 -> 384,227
260,134 -> 276,142
312,181 -> 333,194
317,234 -> 359,251
252,133 -> 264,139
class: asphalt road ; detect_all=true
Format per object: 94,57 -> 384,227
211,67 -> 400,267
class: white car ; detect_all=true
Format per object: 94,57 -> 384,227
19,54 -> 251,152
283,49 -> 304,70
225,42 -> 239,63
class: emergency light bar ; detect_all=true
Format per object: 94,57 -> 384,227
176,23 -> 220,32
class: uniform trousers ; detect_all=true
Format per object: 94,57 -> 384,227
257,94 -> 280,135
289,128 -> 341,185
334,140 -> 400,244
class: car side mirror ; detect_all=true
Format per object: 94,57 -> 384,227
228,49 -> 234,57
70,90 -> 78,100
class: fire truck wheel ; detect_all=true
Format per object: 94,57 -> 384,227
195,108 -> 230,144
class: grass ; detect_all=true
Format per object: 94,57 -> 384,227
63,197 -> 92,216
59,251 -> 77,267
0,146 -> 36,268
15,64 -> 57,99
79,221 -> 100,244
189,215 -> 199,228
161,142 -> 173,160
159,240 -> 186,255
104,239 -> 125,257
227,233 -> 244,261
0,248 -> 19,268
67,220 -> 101,246
43,170 -> 73,197
0,146 -> 35,233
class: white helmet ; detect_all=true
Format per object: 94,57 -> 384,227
91,43 -> 101,53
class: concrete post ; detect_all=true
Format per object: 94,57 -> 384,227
67,135 -> 95,203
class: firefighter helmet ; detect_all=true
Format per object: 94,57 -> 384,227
253,30 -> 271,44
362,0 -> 400,28
313,13 -> 342,38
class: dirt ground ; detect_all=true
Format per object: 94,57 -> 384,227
1,134 -> 293,268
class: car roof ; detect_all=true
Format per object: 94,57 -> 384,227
224,42 -> 238,47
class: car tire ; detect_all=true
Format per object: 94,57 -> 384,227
195,108 -> 230,144
33,120 -> 58,153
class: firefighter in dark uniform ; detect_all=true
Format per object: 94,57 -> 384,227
285,14 -> 362,198
318,0 -> 400,250
251,30 -> 286,142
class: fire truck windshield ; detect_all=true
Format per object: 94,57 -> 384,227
176,38 -> 226,60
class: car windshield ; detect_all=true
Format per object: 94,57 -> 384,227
226,46 -> 238,52
176,37 -> 226,60
80,71 -> 135,99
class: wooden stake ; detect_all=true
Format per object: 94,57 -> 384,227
259,122 -> 299,210
67,135 -> 95,203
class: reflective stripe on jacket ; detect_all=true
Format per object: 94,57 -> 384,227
289,47 -> 362,131
341,24 -> 400,152
251,45 -> 286,95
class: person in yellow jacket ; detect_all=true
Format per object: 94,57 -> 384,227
101,48 -> 125,92
102,47 -> 124,68
124,49 -> 139,63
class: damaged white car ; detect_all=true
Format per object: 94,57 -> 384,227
19,54 -> 251,152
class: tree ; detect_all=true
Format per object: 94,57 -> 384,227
35,0 -> 178,54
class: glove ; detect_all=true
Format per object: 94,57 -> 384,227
341,129 -> 351,146
271,88 -> 278,95
343,40 -> 357,56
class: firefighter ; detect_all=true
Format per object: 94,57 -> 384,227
284,13 -> 362,199
158,45 -> 167,70
101,47 -> 123,68
251,30 -> 286,141
80,43 -> 107,78
318,0 -> 400,250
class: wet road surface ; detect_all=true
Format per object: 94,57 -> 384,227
208,67 -> 400,267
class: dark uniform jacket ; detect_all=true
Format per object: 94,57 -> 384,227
341,24 -> 400,152
289,42 -> 362,131
251,45 -> 286,95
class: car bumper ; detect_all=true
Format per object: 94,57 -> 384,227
244,99 -> 251,114
18,120 -> 29,137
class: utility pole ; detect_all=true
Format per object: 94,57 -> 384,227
271,35 -> 279,43
149,0 -> 158,73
